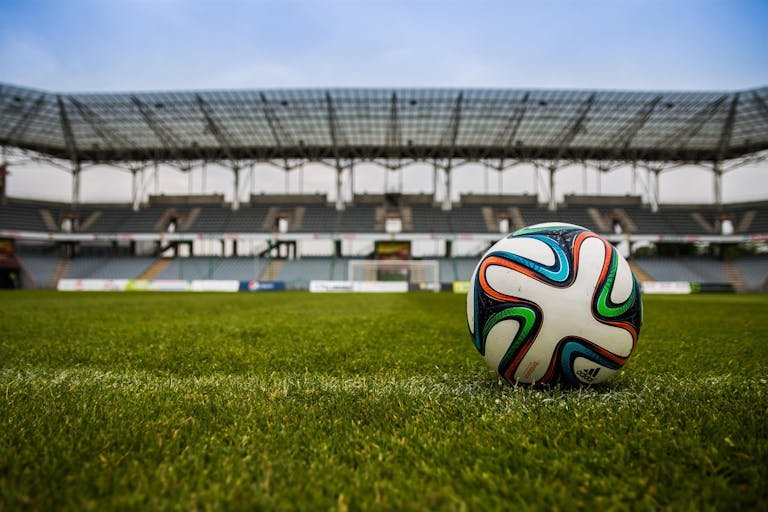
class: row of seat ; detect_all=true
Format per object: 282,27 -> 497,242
14,254 -> 768,291
2,200 -> 766,234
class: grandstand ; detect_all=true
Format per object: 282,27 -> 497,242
1,83 -> 766,291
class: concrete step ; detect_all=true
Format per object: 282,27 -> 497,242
138,258 -> 172,280
259,259 -> 285,281
628,260 -> 654,283
722,260 -> 748,292
49,258 -> 70,287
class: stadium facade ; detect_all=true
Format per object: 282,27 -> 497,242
0,82 -> 766,291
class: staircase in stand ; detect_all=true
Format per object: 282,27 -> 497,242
481,207 -> 497,231
587,208 -> 610,232
259,259 -> 285,281
39,209 -> 58,231
138,258 -> 172,280
399,206 -> 413,231
613,208 -> 637,233
722,260 -> 747,292
628,260 -> 654,283
509,207 -> 526,231
737,210 -> 756,233
49,258 -> 71,287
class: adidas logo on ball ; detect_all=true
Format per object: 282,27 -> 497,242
576,367 -> 601,383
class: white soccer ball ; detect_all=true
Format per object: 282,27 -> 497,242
467,223 -> 642,386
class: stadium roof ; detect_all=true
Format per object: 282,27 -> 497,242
1,82 -> 767,165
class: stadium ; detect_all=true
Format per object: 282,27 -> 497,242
1,83 -> 767,292
1,2 -> 767,510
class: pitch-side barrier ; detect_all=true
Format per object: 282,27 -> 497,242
57,279 -> 729,294
57,279 -> 285,292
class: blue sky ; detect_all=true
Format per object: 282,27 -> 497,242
1,0 -> 766,91
1,0 -> 766,203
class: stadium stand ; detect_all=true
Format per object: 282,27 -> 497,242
338,205 -> 377,232
0,199 -> 54,232
2,196 -> 768,237
437,257 -> 477,282
9,247 -> 767,290
278,258 -> 335,284
411,204 -> 453,233
155,257 -> 265,280
17,254 -> 61,288
733,257 -> 768,292
68,257 -> 156,279
633,257 -> 729,284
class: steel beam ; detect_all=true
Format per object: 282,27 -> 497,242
650,168 -> 661,212
552,94 -> 595,161
131,96 -> 182,160
440,93 -> 463,151
131,168 -> 141,211
386,92 -> 401,154
751,91 -> 768,121
631,161 -> 637,195
442,163 -> 452,211
326,92 -> 346,210
713,162 -> 723,207
335,163 -> 344,211
432,162 -> 439,203
608,95 -> 662,158
673,96 -> 727,153
716,94 -> 740,162
232,166 -> 240,211
547,165 -> 557,211
68,97 -> 134,160
57,96 -> 79,164
5,94 -> 46,144
72,162 -> 81,208
196,95 -> 235,162
439,93 -> 463,210
494,92 -> 529,150
260,92 -> 295,148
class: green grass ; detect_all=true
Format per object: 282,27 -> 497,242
1,291 -> 766,511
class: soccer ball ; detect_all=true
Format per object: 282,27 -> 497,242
467,223 -> 642,386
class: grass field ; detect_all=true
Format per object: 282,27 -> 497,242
1,291 -> 766,510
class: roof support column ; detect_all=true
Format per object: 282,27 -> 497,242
432,163 -> 439,202
0,146 -> 7,205
582,162 -> 588,194
498,167 -> 503,194
442,162 -> 452,211
154,161 -> 160,195
298,163 -> 304,195
71,162 -> 81,208
202,162 -> 207,194
232,165 -> 241,211
713,161 -> 723,208
596,166 -> 603,195
350,162 -> 355,199
335,163 -> 345,211
631,161 -> 637,195
131,167 -> 142,212
650,168 -> 660,213
547,165 -> 557,212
